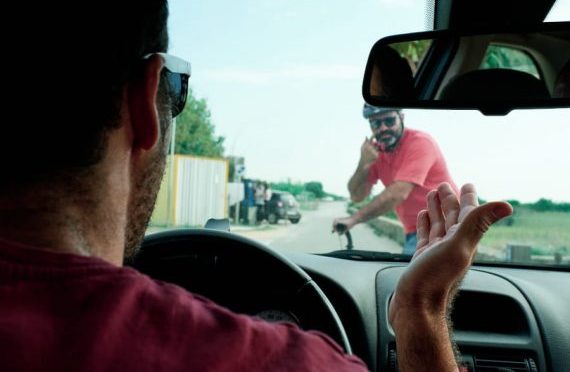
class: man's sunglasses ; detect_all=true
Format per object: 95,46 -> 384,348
369,116 -> 397,129
144,53 -> 192,118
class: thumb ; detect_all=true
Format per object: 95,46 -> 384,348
456,201 -> 513,247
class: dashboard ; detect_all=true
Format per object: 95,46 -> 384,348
290,251 -> 570,372
133,230 -> 570,372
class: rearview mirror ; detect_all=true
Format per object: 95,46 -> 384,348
363,22 -> 570,115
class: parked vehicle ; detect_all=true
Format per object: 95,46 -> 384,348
267,191 -> 301,224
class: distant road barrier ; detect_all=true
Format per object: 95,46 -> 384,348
506,243 -> 532,263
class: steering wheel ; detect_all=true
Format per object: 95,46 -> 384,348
129,228 -> 352,354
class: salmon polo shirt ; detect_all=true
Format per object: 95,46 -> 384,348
368,128 -> 458,234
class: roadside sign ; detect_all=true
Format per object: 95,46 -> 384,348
237,164 -> 246,176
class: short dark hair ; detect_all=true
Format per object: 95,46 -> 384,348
3,1 -> 169,188
372,45 -> 415,100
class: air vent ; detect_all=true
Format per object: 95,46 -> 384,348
451,291 -> 530,335
387,349 -> 538,372
475,356 -> 537,372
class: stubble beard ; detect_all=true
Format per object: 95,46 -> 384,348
123,115 -> 171,260
375,128 -> 402,152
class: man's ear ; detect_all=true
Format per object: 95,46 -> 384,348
127,55 -> 164,151
399,112 -> 405,123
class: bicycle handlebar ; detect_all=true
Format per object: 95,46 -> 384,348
334,223 -> 354,250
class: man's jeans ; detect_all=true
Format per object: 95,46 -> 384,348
403,232 -> 417,255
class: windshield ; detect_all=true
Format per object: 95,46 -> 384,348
146,0 -> 570,269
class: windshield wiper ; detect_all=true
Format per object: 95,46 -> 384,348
321,249 -> 411,262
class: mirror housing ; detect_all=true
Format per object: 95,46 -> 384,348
363,22 -> 570,115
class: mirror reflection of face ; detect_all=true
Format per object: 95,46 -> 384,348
369,111 -> 404,152
368,44 -> 416,101
554,62 -> 570,98
370,65 -> 384,97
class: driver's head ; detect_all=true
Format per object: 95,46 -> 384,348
4,1 -> 171,175
2,1 -> 178,260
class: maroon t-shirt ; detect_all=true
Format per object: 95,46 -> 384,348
0,239 -> 367,371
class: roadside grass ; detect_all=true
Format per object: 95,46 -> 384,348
479,208 -> 570,256
351,202 -> 569,261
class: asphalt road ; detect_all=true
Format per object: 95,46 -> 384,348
232,201 -> 402,254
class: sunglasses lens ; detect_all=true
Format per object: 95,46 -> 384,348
165,70 -> 189,117
370,116 -> 397,129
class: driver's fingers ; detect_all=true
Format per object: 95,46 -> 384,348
453,201 -> 513,255
438,183 -> 460,231
416,209 -> 430,250
458,184 -> 479,223
427,190 -> 446,242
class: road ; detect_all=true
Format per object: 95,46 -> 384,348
232,201 -> 402,254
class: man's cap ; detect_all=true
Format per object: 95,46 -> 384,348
362,103 -> 401,119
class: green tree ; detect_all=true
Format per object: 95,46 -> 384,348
506,199 -> 521,207
480,46 -> 539,78
528,198 -> 570,213
271,181 -> 305,196
390,40 -> 432,72
304,182 -> 325,198
175,87 -> 225,157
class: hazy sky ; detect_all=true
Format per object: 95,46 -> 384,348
168,0 -> 570,202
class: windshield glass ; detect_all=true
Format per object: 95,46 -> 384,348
146,0 -> 570,269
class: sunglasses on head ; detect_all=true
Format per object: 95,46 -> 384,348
369,116 -> 397,129
143,53 -> 192,118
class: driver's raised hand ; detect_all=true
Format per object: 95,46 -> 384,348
388,183 -> 512,372
390,182 -> 513,328
359,137 -> 379,168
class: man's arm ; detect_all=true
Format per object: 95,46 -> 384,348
348,137 -> 379,202
390,183 -> 513,372
352,181 -> 414,224
347,161 -> 373,203
334,181 -> 414,232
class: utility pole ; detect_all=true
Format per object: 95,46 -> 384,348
235,174 -> 241,225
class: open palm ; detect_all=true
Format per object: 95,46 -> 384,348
389,183 -> 513,324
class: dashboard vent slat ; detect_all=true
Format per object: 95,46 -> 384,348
476,356 -> 530,371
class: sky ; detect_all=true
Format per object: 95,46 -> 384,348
168,0 -> 570,203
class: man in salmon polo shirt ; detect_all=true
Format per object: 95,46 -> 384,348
333,104 -> 458,255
